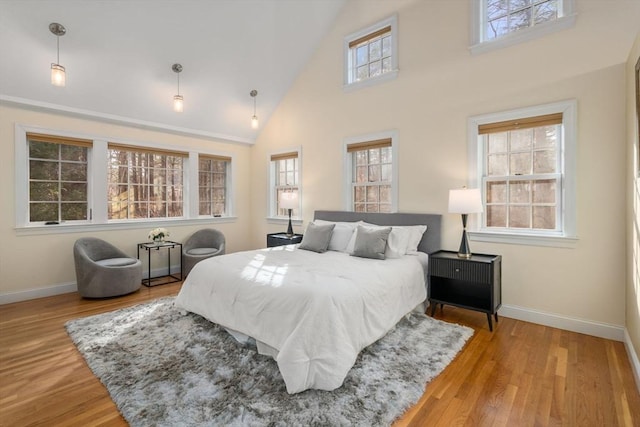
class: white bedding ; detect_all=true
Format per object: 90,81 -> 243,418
174,244 -> 428,394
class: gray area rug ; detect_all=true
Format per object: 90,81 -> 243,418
65,297 -> 473,426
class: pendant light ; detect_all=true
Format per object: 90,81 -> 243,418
172,63 -> 183,112
49,23 -> 66,87
250,89 -> 259,129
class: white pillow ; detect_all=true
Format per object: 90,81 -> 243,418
313,220 -> 359,252
385,226 -> 410,258
404,225 -> 427,254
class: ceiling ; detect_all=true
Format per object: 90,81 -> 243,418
0,0 -> 346,144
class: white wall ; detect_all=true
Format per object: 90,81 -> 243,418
0,104 -> 253,299
250,0 -> 638,331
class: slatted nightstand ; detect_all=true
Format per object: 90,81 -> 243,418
428,250 -> 502,331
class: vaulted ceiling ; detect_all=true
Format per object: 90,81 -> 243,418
0,0 -> 346,144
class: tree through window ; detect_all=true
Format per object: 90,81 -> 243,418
107,145 -> 185,220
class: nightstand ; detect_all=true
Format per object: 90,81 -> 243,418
267,233 -> 303,248
428,250 -> 502,331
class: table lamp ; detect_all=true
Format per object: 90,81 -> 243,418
279,191 -> 299,237
448,188 -> 483,259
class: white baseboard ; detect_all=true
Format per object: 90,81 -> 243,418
624,329 -> 640,393
0,281 -> 78,305
0,265 -> 182,305
499,304 -> 625,342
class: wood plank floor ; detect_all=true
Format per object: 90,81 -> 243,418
1,283 -> 639,426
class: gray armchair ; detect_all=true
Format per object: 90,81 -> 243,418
182,228 -> 226,278
73,237 -> 142,298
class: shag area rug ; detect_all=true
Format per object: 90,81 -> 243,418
65,297 -> 473,427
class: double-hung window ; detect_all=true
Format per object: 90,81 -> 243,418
27,133 -> 90,223
469,100 -> 576,245
107,144 -> 185,220
471,0 -> 576,54
345,133 -> 397,213
199,155 -> 231,217
344,15 -> 398,89
269,150 -> 300,218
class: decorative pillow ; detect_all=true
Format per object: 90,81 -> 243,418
404,225 -> 427,254
350,225 -> 392,260
298,222 -> 336,253
345,222 -> 372,254
385,226 -> 410,258
314,220 -> 359,252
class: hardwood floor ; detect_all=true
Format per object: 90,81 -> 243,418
1,284 -> 639,426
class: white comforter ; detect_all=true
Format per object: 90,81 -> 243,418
174,245 -> 427,394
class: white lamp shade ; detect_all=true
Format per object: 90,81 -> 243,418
448,188 -> 483,214
279,191 -> 299,209
251,115 -> 259,129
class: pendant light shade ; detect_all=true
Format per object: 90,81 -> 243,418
173,95 -> 184,113
51,63 -> 66,87
49,23 -> 66,87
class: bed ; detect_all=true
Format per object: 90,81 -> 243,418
174,210 -> 442,394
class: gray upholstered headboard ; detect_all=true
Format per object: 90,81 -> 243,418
313,210 -> 442,255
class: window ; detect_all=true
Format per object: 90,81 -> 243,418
469,100 -> 577,246
107,145 -> 185,220
470,0 -> 576,54
199,155 -> 231,217
27,133 -> 90,223
16,126 -> 235,233
269,150 -> 301,218
344,15 -> 398,89
344,132 -> 398,212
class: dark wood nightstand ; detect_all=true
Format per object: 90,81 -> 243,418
428,250 -> 502,331
267,233 -> 303,248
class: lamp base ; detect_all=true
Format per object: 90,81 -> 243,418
285,209 -> 294,237
457,215 -> 472,259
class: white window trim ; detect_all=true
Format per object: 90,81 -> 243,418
266,146 -> 303,226
467,100 -> 577,247
14,123 -> 237,235
343,130 -> 399,212
469,0 -> 577,55
343,14 -> 399,92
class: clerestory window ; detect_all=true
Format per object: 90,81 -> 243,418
344,15 -> 398,90
471,0 -> 576,54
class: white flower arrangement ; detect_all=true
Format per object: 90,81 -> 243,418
148,227 -> 169,242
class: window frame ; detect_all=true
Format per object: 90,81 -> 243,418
197,154 -> 232,218
470,0 -> 576,55
343,130 -> 399,212
26,133 -> 92,225
266,147 -> 302,224
14,124 -> 236,235
467,100 -> 577,247
343,14 -> 398,91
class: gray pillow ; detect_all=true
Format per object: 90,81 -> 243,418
350,225 -> 392,260
298,222 -> 336,253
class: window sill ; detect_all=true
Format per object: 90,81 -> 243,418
343,70 -> 399,93
469,230 -> 578,248
15,216 -> 238,236
469,14 -> 577,55
266,216 -> 303,226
